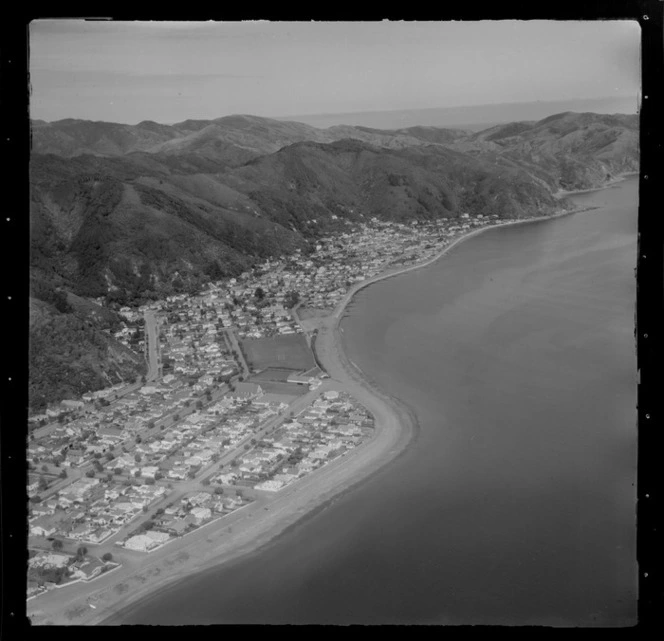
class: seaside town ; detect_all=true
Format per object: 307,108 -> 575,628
27,212 -> 511,601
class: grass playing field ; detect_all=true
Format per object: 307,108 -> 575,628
240,334 -> 316,372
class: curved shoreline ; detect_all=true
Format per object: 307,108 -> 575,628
28,204 -> 593,626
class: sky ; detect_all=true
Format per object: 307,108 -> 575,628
29,20 -> 641,124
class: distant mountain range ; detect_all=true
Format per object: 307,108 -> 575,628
29,110 -> 639,410
274,96 -> 639,130
30,111 -> 639,298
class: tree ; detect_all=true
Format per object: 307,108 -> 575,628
214,486 -> 224,495
38,476 -> 49,492
201,477 -> 210,486
85,469 -> 95,478
52,539 -> 64,551
134,470 -> 141,478
173,276 -> 185,292
105,452 -> 115,462
154,471 -> 163,480
284,291 -> 300,309
196,400 -> 203,410
254,287 -> 265,301
134,454 -> 142,463
102,552 -> 113,562
59,469 -> 67,480
41,464 -> 49,473
76,546 -> 88,560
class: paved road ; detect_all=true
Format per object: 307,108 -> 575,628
224,328 -> 250,379
144,311 -> 160,382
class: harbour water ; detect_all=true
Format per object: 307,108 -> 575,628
115,178 -> 638,626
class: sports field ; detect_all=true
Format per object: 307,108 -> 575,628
240,334 -> 316,372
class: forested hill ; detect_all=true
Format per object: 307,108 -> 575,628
29,110 -> 639,410
29,291 -> 147,411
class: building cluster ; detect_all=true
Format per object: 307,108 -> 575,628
121,490 -> 252,552
186,214 -> 500,314
211,390 -> 374,493
123,282 -> 303,348
288,215 -> 500,310
27,387 -> 282,543
29,476 -> 167,545
27,549 -> 118,600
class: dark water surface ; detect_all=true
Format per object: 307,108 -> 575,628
115,179 -> 637,626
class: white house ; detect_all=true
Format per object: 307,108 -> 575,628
141,466 -> 159,479
190,507 -> 212,524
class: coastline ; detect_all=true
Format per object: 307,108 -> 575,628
27,195 -> 607,626
553,171 -> 639,198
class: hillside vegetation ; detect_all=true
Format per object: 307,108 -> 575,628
29,293 -> 146,410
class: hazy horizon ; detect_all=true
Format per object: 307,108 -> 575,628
32,95 -> 638,131
30,20 -> 640,125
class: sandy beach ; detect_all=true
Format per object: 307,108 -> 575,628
26,201 -> 600,627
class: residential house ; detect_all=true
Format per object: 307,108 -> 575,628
30,516 -> 57,537
190,507 -> 211,524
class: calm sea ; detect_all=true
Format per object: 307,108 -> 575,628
113,178 -> 638,626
